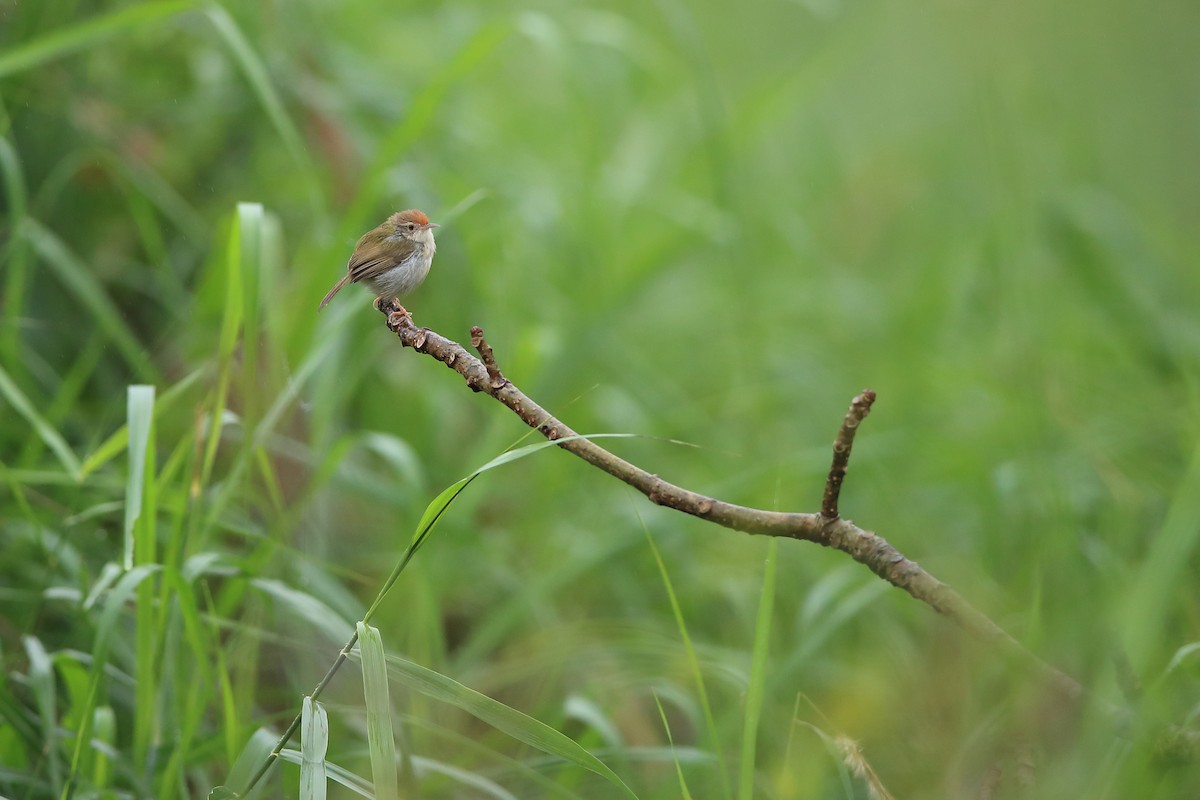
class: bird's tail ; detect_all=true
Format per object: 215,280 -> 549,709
318,274 -> 351,311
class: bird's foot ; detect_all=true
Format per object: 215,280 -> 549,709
385,298 -> 414,327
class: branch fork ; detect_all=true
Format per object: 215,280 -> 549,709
375,302 -> 1088,702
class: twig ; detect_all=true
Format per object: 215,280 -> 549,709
471,325 -> 507,389
241,631 -> 362,795
377,303 -> 1089,702
822,389 -> 876,520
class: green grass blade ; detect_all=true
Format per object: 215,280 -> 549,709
300,697 -> 328,800
90,706 -> 115,790
79,366 -> 206,478
153,570 -> 216,800
1165,642 -> 1200,675
362,434 -> 643,624
16,337 -> 103,468
251,579 -> 352,647
652,692 -> 694,800
21,218 -> 156,382
0,0 -> 198,78
0,363 -> 81,480
216,211 -> 246,363
738,540 -> 777,800
244,432 -> 668,796
124,388 -> 158,777
220,726 -> 280,799
200,265 -> 341,535
357,623 -> 399,800
279,750 -> 373,798
1117,438 -> 1200,672
408,756 -> 520,800
62,564 -> 160,800
208,588 -> 242,769
123,386 -> 156,570
194,208 -> 246,526
22,636 -> 62,789
126,387 -> 159,772
378,654 -> 638,799
234,202 -> 263,427
791,721 -> 856,800
0,135 -> 31,367
107,148 -> 208,247
644,528 -> 730,799
203,9 -> 323,219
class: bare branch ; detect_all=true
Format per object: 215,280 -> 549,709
378,302 -> 1089,703
471,325 -> 507,389
822,389 -> 876,520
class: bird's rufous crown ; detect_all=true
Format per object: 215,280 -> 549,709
391,209 -> 431,226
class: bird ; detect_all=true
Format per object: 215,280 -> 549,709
318,209 -> 438,318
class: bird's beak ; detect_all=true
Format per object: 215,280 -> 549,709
426,222 -> 440,229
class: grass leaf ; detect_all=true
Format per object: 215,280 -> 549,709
123,385 -> 155,569
203,10 -> 323,219
652,692 -> 694,800
644,528 -> 731,798
357,623 -> 399,800
1117,439 -> 1200,671
79,367 -> 206,478
300,697 -> 328,800
376,653 -> 638,799
738,540 -> 776,800
21,218 -> 156,382
0,363 -> 81,480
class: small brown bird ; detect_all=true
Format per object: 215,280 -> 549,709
318,209 -> 439,315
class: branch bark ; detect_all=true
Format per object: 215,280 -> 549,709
380,303 -> 1087,702
822,389 -> 875,520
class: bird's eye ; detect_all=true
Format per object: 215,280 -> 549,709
406,223 -> 415,230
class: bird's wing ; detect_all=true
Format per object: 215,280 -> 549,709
347,239 -> 399,283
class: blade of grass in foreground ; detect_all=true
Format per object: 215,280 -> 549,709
357,624 -> 399,800
738,539 -> 777,800
239,434 -> 645,798
233,202 -> 264,429
124,386 -> 155,570
90,707 -> 116,790
374,654 -> 638,799
22,636 -> 62,789
643,526 -> 731,799
652,691 -> 695,800
362,434 -> 643,622
218,727 -> 279,800
126,386 -> 159,772
300,697 -> 328,800
62,565 -> 160,800
280,750 -> 370,799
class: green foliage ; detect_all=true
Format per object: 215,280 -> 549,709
2,0 -> 1199,797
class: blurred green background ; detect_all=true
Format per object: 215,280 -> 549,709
2,0 -> 1198,797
